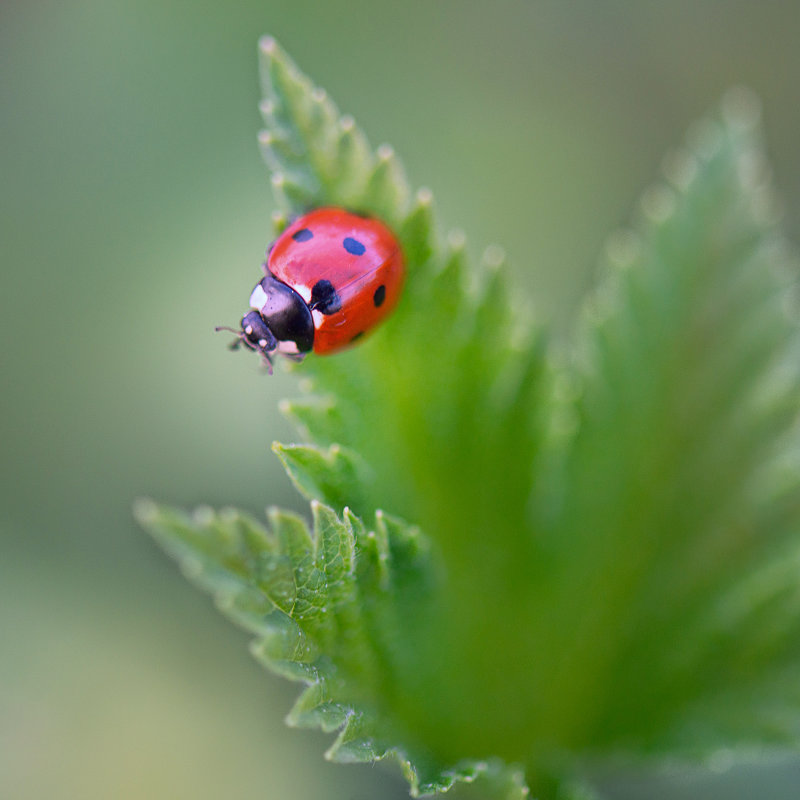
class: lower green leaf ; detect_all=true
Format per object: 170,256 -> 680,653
137,497 -> 524,798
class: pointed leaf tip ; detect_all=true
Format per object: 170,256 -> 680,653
273,440 -> 371,514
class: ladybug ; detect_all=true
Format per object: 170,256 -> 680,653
219,207 -> 404,371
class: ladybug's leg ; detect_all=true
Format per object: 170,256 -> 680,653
254,327 -> 279,376
260,351 -> 275,375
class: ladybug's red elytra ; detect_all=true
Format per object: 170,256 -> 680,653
219,207 -> 404,371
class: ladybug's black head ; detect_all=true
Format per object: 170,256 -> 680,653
215,310 -> 278,372
241,311 -> 277,353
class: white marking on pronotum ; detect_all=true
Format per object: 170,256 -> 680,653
311,309 -> 324,327
294,283 -> 311,303
277,340 -> 299,355
249,284 -> 269,310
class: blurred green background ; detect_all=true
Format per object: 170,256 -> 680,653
2,1 -> 799,798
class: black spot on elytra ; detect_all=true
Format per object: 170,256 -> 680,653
373,284 -> 386,307
343,237 -> 366,255
310,279 -> 342,315
292,228 -> 313,242
350,331 -> 364,343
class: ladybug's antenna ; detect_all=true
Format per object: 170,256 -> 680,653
215,325 -> 246,352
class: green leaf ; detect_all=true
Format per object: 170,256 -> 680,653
271,442 -> 372,516
259,32 -> 548,593
524,89 -> 800,755
142,36 -> 800,800
136,497 -> 528,797
258,35 -> 411,228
